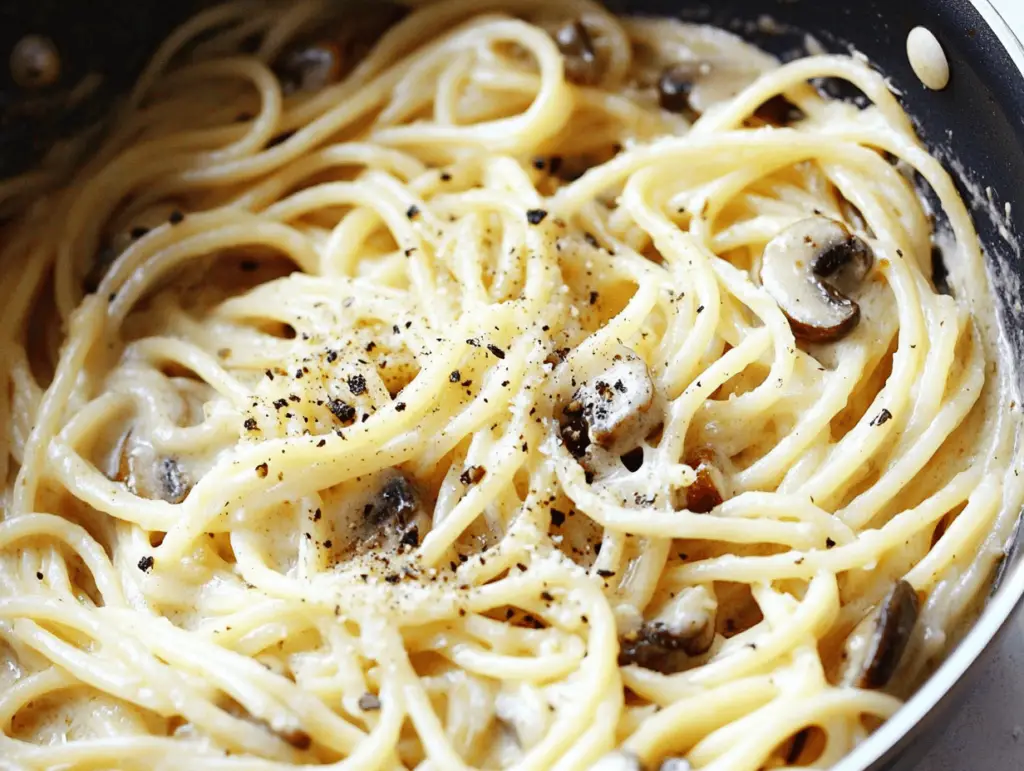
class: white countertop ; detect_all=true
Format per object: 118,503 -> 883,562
911,2 -> 1024,769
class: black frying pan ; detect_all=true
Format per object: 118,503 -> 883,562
1,1 -> 1022,769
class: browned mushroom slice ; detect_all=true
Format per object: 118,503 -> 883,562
657,61 -> 705,113
552,20 -> 602,85
760,216 -> 874,342
841,579 -> 921,689
558,351 -> 656,460
618,620 -> 714,674
274,3 -> 407,94
10,35 -> 62,89
276,42 -> 343,93
114,433 -> 191,504
684,447 -> 724,513
357,473 -> 430,553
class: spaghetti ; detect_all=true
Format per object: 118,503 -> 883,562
0,1 -> 1021,769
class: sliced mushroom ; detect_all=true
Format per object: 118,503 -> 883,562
841,579 -> 921,689
558,350 -> 657,461
657,61 -> 706,113
356,473 -> 430,554
274,3 -> 407,94
618,618 -> 714,674
760,216 -> 874,343
114,432 -> 191,504
553,20 -> 602,85
684,447 -> 725,513
10,35 -> 61,89
276,42 -> 343,93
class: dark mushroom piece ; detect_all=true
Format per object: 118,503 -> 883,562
10,35 -> 61,89
618,620 -> 714,674
684,447 -> 724,513
553,20 -> 602,85
841,579 -> 921,689
114,433 -> 191,504
760,216 -> 874,343
657,61 -> 705,113
276,42 -> 343,93
274,3 -> 407,94
558,350 -> 657,463
356,473 -> 430,554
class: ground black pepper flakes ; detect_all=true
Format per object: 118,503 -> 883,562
137,555 -> 154,573
406,205 -> 420,219
328,399 -> 357,425
826,538 -> 836,548
395,402 -> 407,412
871,408 -> 893,426
317,439 -> 326,447
526,208 -> 548,225
273,398 -> 288,410
487,344 -> 506,359
449,370 -> 461,383
596,569 -> 615,578
347,374 -> 367,395
244,418 -> 258,431
550,508 -> 566,527
326,350 -> 338,364
255,463 -> 269,478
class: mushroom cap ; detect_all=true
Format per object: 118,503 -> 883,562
760,216 -> 874,342
554,20 -> 601,85
841,579 -> 921,689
